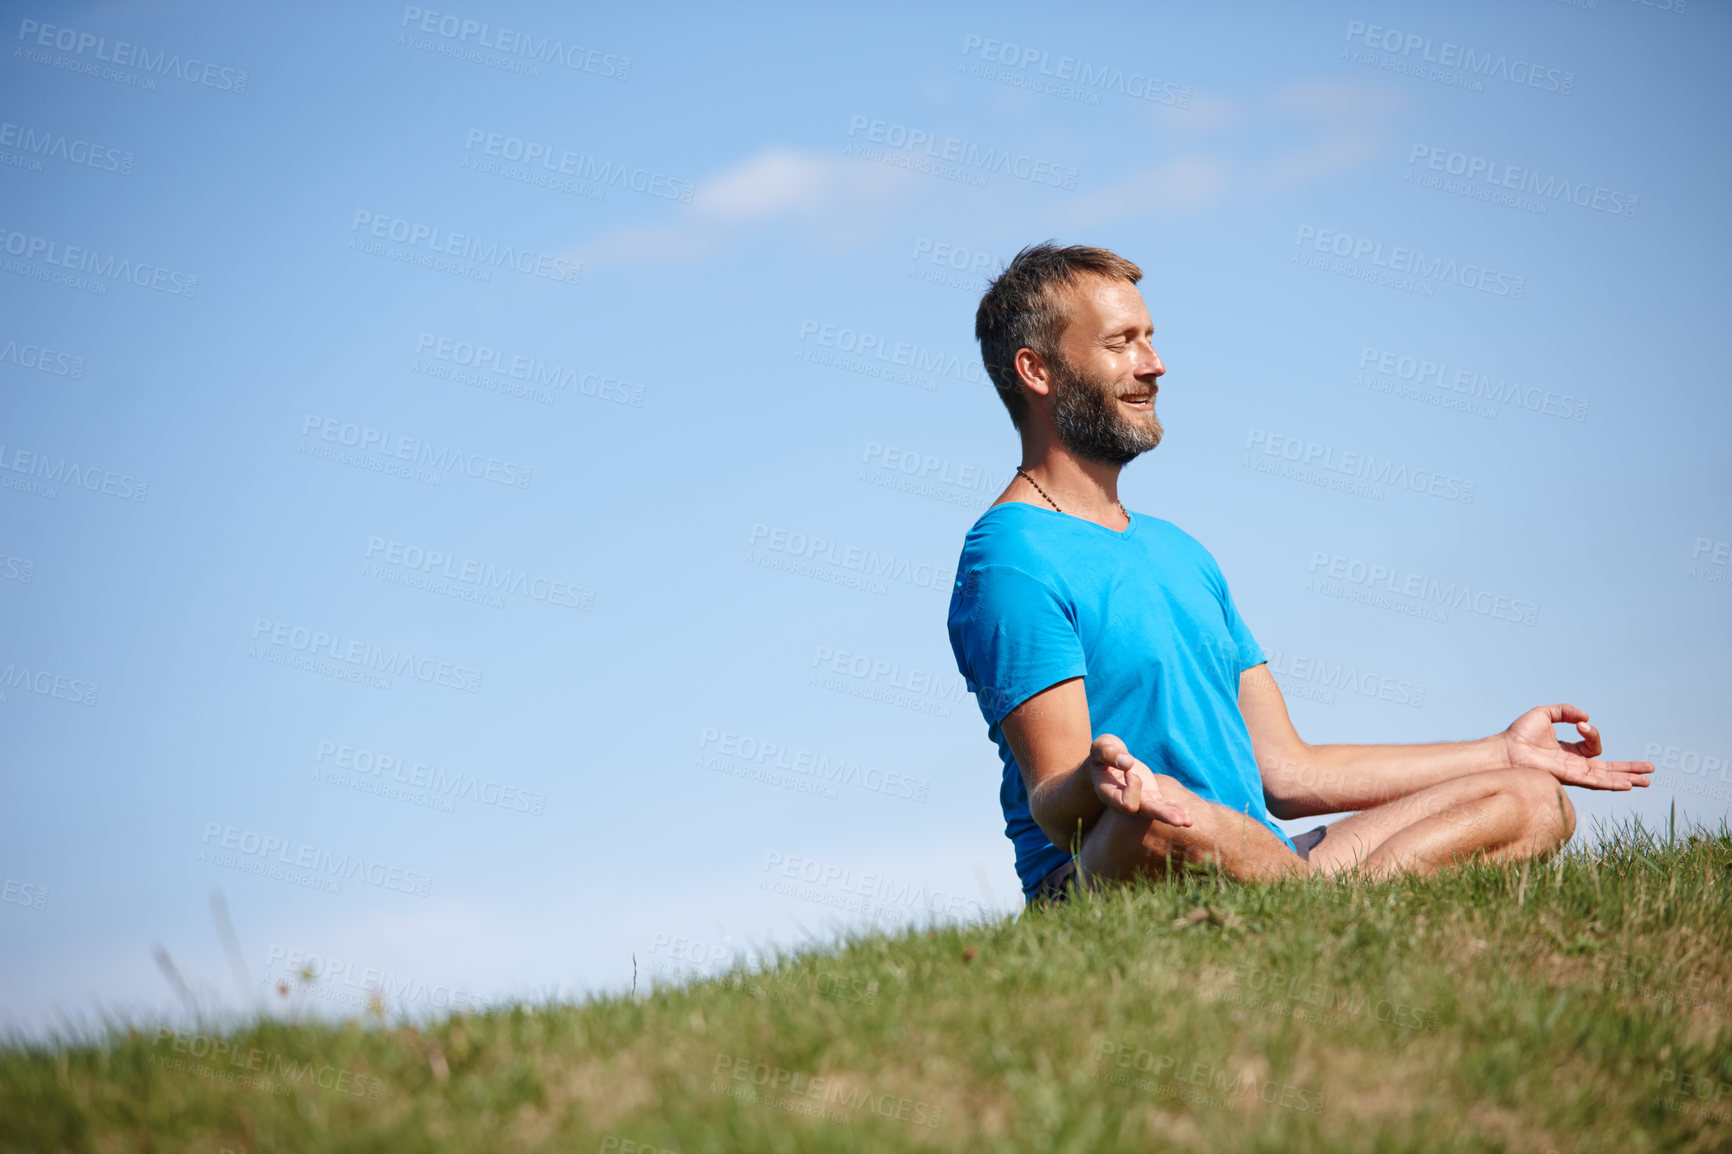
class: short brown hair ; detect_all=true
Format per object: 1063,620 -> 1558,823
974,242 -> 1143,430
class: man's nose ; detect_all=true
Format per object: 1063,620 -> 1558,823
1142,348 -> 1165,379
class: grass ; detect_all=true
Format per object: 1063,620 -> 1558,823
4,818 -> 1730,1153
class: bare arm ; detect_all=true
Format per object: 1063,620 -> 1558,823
999,677 -> 1192,851
1239,664 -> 1656,820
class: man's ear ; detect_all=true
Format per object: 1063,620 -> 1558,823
1014,347 -> 1053,398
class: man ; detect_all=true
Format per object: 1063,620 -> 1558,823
945,243 -> 1653,903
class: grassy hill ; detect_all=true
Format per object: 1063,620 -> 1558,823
4,820 -> 1730,1153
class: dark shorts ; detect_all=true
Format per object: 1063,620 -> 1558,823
1029,857 -> 1081,905
1029,824 -> 1330,904
1290,824 -> 1329,861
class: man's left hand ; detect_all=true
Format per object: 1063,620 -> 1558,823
1504,704 -> 1654,790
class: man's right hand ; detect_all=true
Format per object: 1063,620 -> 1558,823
1089,734 -> 1194,828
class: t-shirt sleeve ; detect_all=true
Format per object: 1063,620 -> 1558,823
1218,570 -> 1266,673
952,563 -> 1086,726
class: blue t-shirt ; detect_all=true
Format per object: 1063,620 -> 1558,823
945,502 -> 1291,897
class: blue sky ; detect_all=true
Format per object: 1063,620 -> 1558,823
2,0 -> 1727,1038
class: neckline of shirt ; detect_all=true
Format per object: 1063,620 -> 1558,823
983,499 -> 1139,540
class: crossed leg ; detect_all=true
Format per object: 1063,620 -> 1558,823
1301,768 -> 1575,876
1076,768 -> 1575,886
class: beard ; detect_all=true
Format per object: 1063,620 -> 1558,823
1049,353 -> 1163,465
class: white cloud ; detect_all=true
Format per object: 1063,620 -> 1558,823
575,147 -> 915,267
1067,78 -> 1405,225
573,78 -> 1405,265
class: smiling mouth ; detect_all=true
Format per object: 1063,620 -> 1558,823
1118,391 -> 1155,409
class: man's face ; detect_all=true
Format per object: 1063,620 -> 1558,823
1043,276 -> 1165,465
